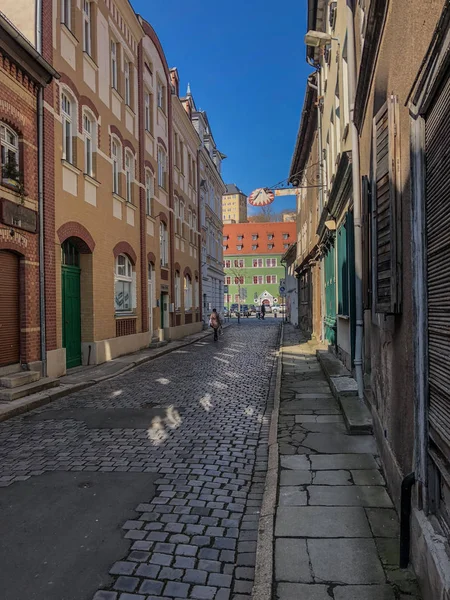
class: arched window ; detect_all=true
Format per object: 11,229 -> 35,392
160,222 -> 168,267
111,137 -> 121,194
83,112 -> 95,177
157,146 -> 167,189
125,151 -> 133,203
184,275 -> 192,311
145,169 -> 154,216
114,254 -> 133,312
0,123 -> 19,184
61,92 -> 75,164
175,271 -> 181,310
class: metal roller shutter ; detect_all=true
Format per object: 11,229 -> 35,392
425,72 -> 450,457
0,251 -> 20,367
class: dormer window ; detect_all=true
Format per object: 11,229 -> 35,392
237,235 -> 243,241
237,245 -> 243,251
268,244 -> 274,250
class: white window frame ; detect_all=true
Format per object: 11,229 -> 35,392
144,91 -> 151,132
145,169 -> 154,215
252,245 -> 257,251
114,254 -> 133,313
0,123 -> 19,182
125,151 -> 133,203
111,40 -> 118,90
83,112 -> 94,176
124,61 -> 131,106
61,92 -> 73,164
157,146 -> 167,189
184,275 -> 192,310
225,260 -> 231,269
157,81 -> 164,111
112,139 -> 120,195
83,1 -> 92,55
160,222 -> 168,267
61,0 -> 72,29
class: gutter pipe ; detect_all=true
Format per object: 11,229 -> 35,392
346,0 -> 364,399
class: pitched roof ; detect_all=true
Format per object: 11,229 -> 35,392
224,184 -> 245,196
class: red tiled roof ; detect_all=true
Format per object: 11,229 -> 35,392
223,222 -> 296,255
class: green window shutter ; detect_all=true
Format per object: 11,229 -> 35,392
372,95 -> 402,313
337,219 -> 349,316
361,176 -> 372,310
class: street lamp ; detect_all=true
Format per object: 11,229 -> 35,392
304,30 -> 337,47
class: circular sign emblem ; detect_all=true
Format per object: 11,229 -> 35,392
248,188 -> 275,207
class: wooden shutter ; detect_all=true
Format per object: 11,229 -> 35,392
361,176 -> 372,310
0,251 -> 20,366
372,95 -> 402,313
425,73 -> 450,457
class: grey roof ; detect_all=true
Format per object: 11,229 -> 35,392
224,184 -> 245,196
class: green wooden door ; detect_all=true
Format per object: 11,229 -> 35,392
62,265 -> 81,368
324,239 -> 337,346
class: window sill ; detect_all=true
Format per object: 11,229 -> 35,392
115,313 -> 136,319
126,201 -> 137,211
160,265 -> 169,270
83,51 -> 98,70
158,185 -> 168,193
157,106 -> 167,118
337,314 -> 350,321
0,179 -> 26,196
113,192 -> 126,203
61,22 -> 79,45
146,213 -> 155,222
145,129 -> 155,140
62,160 -> 81,175
111,87 -> 123,103
125,104 -> 135,117
342,123 -> 349,143
84,173 -> 100,187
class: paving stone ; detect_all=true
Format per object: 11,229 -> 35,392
275,538 -> 312,582
351,469 -> 385,486
276,583 -> 331,600
135,564 -> 161,578
303,433 -> 377,454
183,569 -> 208,584
114,576 -> 139,592
163,581 -> 190,598
307,485 -> 392,507
310,454 -> 378,471
366,508 -> 400,538
174,557 -> 196,569
280,455 -> 310,470
333,585 -> 395,599
308,538 -> 385,583
93,593 -> 118,600
275,506 -> 372,537
279,487 -> 307,506
197,559 -> 221,573
138,580 -> 164,595
151,553 -> 173,566
279,471 -> 312,486
312,470 -> 352,486
109,561 -> 137,576
159,567 -> 184,580
191,586 -> 218,599
175,544 -> 197,556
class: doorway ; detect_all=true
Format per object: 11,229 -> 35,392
61,241 -> 81,368
160,292 -> 169,329
0,251 -> 20,366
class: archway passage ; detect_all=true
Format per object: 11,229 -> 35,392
0,251 -> 20,366
61,240 -> 82,368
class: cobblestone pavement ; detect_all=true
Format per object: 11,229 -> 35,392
0,320 -> 280,600
274,325 -> 421,600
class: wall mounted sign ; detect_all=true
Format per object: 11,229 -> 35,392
0,199 -> 37,233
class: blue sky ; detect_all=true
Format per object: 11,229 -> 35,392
132,0 -> 310,214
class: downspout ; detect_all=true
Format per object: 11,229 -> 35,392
307,58 -> 326,342
346,0 -> 364,399
36,0 -> 47,376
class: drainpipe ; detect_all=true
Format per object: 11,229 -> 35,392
36,0 -> 47,377
346,0 -> 364,399
307,58 -> 326,343
400,472 -> 415,568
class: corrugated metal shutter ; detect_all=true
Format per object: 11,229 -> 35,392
425,73 -> 450,456
0,251 -> 20,366
372,95 -> 402,313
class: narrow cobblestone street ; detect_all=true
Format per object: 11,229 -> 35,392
0,321 -> 279,600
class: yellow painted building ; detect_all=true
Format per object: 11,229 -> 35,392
222,184 -> 247,224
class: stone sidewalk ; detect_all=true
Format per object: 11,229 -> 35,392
273,325 -> 421,600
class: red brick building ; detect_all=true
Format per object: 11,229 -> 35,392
0,14 -> 57,371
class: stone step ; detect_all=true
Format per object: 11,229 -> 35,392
0,371 -> 40,389
0,378 -> 60,402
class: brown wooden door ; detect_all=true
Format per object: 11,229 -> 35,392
0,251 -> 20,366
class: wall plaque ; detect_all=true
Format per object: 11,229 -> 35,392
0,198 -> 37,233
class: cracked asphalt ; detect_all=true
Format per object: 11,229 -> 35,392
0,320 -> 280,600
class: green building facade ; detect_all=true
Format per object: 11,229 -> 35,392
223,254 -> 285,309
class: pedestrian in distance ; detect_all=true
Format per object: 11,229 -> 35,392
261,303 -> 266,320
209,308 -> 222,341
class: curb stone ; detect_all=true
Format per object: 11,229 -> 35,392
252,322 -> 283,600
0,325 -> 228,424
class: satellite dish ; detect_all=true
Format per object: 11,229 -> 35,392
248,188 -> 275,207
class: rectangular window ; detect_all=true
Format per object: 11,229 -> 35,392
0,124 -> 19,183
184,277 -> 192,310
225,260 -> 231,268
234,259 -> 244,268
83,114 -> 93,176
175,273 -> 181,309
112,140 -> 119,194
266,275 -> 277,284
111,41 -> 118,90
157,82 -> 165,111
83,1 -> 92,55
61,0 -> 72,29
145,171 -> 154,215
258,258 -> 263,268
160,223 -> 169,267
61,93 -> 73,164
225,276 -> 231,285
252,245 -> 257,250
268,244 -> 274,250
266,258 -> 277,267
124,61 -> 131,106
125,153 -> 133,202
234,294 -> 240,302
252,234 -> 258,240
158,147 -> 167,189
236,245 -> 242,251
144,92 -> 151,132
253,276 -> 258,284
